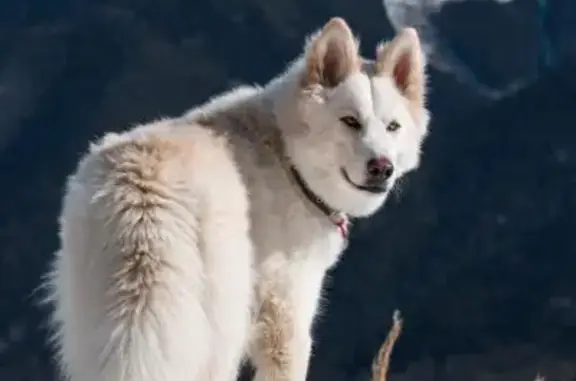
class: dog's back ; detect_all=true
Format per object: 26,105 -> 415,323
46,120 -> 254,381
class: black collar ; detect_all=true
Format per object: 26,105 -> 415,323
289,166 -> 350,238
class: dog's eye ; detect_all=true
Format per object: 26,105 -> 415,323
340,116 -> 362,131
386,120 -> 401,132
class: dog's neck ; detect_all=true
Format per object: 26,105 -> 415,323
288,165 -> 350,238
258,60 -> 351,239
188,61 -> 351,239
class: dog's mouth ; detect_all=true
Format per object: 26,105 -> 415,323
341,168 -> 388,194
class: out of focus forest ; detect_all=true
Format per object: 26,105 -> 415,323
0,0 -> 575,380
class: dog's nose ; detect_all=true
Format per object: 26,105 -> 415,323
366,156 -> 394,180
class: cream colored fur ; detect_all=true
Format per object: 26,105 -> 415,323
44,18 -> 431,381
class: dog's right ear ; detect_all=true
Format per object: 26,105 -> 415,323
375,28 -> 426,109
302,17 -> 360,88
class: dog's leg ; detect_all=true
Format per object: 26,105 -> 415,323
250,255 -> 327,381
202,197 -> 254,381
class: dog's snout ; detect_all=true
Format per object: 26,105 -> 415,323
366,156 -> 394,180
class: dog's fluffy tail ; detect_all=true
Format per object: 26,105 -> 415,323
44,128 -> 253,381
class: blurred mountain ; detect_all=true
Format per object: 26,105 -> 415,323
0,1 -> 575,380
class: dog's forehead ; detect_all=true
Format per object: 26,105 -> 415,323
328,62 -> 406,120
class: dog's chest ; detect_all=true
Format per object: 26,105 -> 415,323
252,205 -> 348,268
242,156 -> 348,267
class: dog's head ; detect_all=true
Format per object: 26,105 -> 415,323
279,18 -> 430,218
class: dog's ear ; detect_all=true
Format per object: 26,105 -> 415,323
302,17 -> 360,88
375,28 -> 426,108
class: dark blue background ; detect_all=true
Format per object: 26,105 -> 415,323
0,0 -> 575,380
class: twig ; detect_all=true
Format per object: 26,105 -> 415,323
371,309 -> 403,381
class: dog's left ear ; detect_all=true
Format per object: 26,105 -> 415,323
375,28 -> 426,108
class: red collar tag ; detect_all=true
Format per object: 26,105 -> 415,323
330,213 -> 350,238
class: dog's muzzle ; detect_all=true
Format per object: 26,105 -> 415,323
341,167 -> 388,195
341,155 -> 394,194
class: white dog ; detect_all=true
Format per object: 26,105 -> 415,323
45,17 -> 430,381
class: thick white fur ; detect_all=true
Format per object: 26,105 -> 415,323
44,18 -> 431,381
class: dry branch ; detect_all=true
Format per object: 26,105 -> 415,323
371,309 -> 403,381
369,311 -> 546,381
